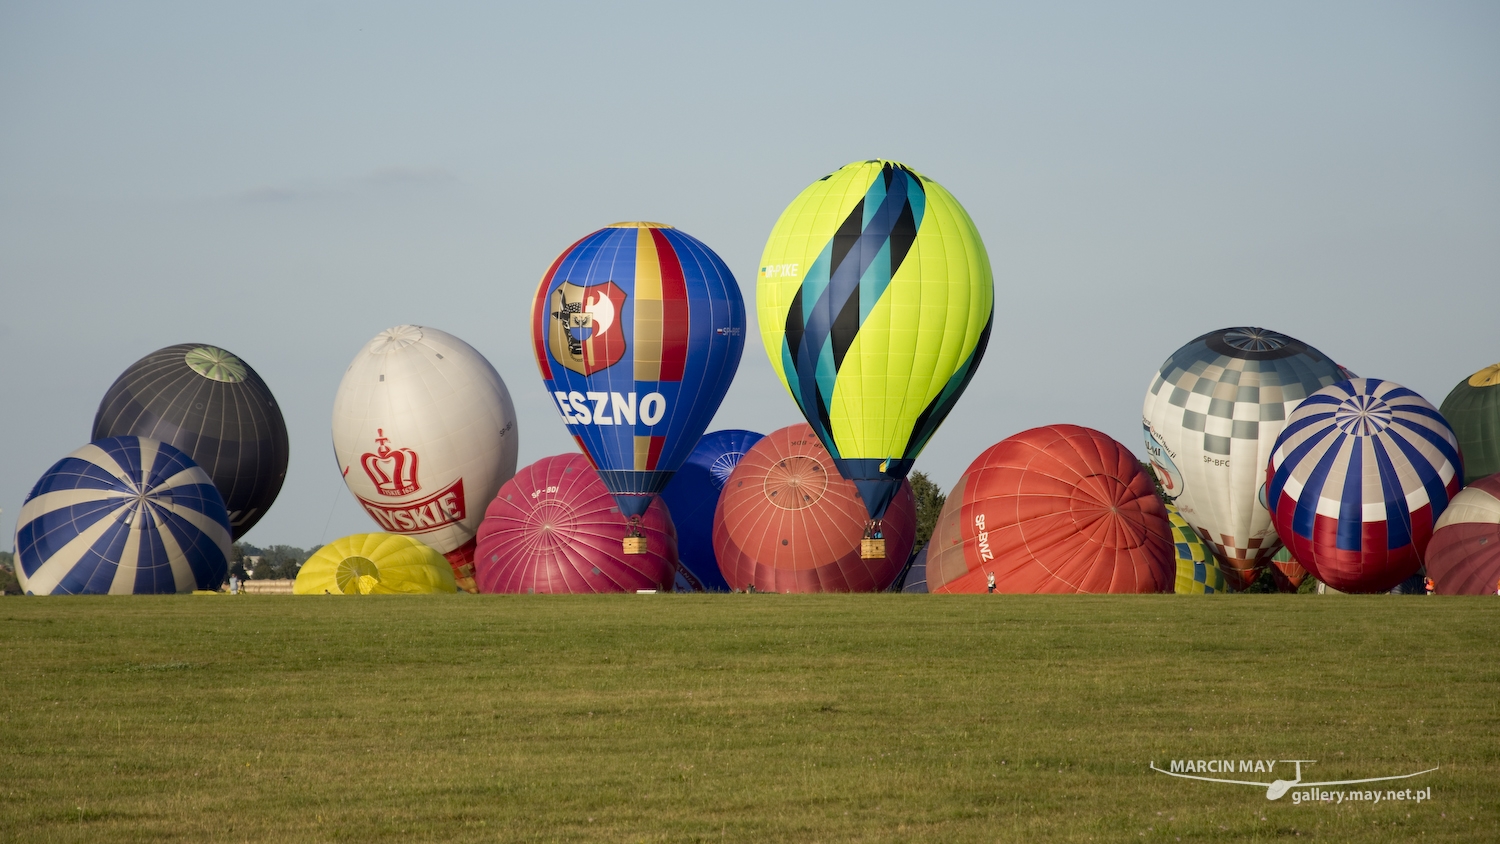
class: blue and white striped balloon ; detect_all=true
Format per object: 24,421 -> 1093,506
15,437 -> 232,594
1267,378 -> 1461,593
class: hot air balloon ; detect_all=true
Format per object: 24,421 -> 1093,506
1270,546 -> 1307,591
1143,327 -> 1344,586
756,160 -> 993,553
14,437 -> 231,594
899,545 -> 930,593
293,533 -> 457,595
1268,378 -> 1461,594
332,325 -> 519,592
712,424 -> 915,592
1439,363 -> 1500,485
473,453 -> 677,593
1424,473 -> 1500,595
1167,503 -> 1229,594
657,429 -> 763,591
530,222 -> 745,552
923,425 -> 1174,594
93,343 -> 288,538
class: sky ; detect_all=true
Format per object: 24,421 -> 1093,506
2,1 -> 1497,550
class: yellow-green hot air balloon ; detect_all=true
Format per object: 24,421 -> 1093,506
294,533 -> 458,595
1168,504 -> 1229,594
757,160 -> 993,527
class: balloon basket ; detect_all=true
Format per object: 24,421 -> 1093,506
622,536 -> 649,555
861,538 -> 887,560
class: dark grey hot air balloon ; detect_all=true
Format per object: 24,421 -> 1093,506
93,343 -> 289,538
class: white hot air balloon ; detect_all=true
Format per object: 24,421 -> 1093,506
1142,327 -> 1343,589
333,325 -> 518,592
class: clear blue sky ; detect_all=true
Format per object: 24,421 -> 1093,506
3,1 -> 1497,549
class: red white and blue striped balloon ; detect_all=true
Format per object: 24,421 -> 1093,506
1267,378 -> 1461,593
14,437 -> 232,595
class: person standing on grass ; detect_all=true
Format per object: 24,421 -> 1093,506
986,571 -> 996,593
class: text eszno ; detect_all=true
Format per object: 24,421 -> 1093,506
552,391 -> 667,426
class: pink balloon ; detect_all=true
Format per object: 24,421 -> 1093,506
474,453 -> 678,593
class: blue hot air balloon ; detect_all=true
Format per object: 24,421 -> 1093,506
530,222 -> 746,549
658,429 -> 764,591
14,437 -> 232,594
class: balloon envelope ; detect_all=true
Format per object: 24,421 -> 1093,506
1268,378 -> 1461,594
1143,327 -> 1344,586
530,222 -> 746,520
924,425 -> 1174,594
332,325 -> 519,592
658,429 -> 763,591
93,343 -> 288,538
757,160 -> 993,520
1423,473 -> 1500,595
1270,545 -> 1307,591
900,544 -> 930,593
713,424 -> 915,592
1168,503 -> 1229,594
15,437 -> 231,594
474,453 -> 678,593
294,533 -> 458,595
1439,362 -> 1500,486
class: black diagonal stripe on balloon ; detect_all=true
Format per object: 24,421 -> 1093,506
790,165 -> 923,436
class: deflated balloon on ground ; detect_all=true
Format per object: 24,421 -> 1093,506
294,533 -> 458,595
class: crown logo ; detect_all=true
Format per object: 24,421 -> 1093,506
360,429 -> 420,497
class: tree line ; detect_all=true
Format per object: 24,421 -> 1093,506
230,543 -> 322,581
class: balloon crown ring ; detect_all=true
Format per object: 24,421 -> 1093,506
1333,394 -> 1394,436
1221,328 -> 1289,352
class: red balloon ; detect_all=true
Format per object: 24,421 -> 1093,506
713,424 -> 915,592
474,454 -> 678,593
925,425 -> 1174,593
1424,473 -> 1500,595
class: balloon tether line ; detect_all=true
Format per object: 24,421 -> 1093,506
319,466 -> 346,545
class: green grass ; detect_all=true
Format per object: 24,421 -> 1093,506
1,595 -> 1495,842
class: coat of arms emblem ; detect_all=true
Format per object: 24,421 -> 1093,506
548,281 -> 627,375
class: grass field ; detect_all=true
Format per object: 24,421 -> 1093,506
1,595 -> 1495,843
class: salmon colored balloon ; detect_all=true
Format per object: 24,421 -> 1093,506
1423,473 -> 1500,595
713,424 -> 915,592
473,454 -> 678,594
924,425 -> 1174,594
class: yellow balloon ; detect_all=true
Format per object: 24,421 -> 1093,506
293,533 -> 458,595
757,160 -> 993,519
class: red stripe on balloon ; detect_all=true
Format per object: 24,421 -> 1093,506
573,435 -> 596,469
645,435 -> 665,471
532,237 -> 583,380
650,228 -> 690,382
